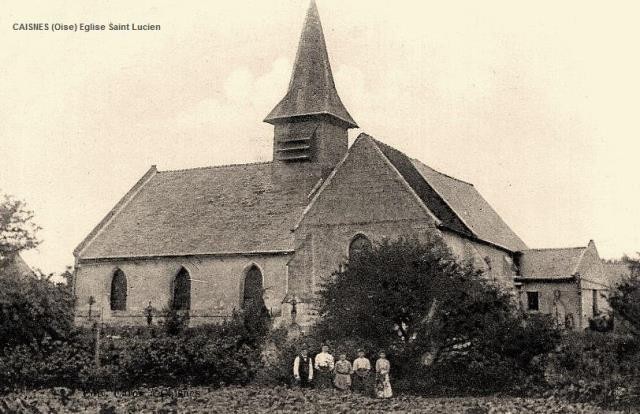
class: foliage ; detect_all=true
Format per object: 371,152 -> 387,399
608,254 -> 640,334
0,318 -> 264,391
312,235 -> 561,393
161,305 -> 190,336
544,331 -> 640,407
0,386 -> 612,413
0,192 -> 40,262
0,328 -> 94,390
0,269 -> 75,349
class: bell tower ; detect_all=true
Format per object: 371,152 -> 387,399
264,1 -> 358,172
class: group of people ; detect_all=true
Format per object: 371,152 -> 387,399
292,345 -> 393,398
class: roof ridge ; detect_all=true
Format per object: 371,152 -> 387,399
521,246 -> 587,252
159,161 -> 273,173
411,158 -> 474,187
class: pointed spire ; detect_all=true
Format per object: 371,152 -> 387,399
264,0 -> 358,128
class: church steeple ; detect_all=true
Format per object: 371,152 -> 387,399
265,0 -> 357,128
266,1 -> 357,170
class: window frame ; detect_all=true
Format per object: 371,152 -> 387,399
526,291 -> 540,311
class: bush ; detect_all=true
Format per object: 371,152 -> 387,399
0,317 -> 264,391
545,331 -> 640,407
0,328 -> 94,390
310,236 -> 561,395
0,270 -> 75,349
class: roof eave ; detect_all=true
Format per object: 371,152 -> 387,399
264,111 -> 358,129
437,224 -> 516,254
514,276 -> 577,283
78,249 -> 296,263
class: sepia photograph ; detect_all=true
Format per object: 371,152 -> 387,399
1,0 -> 640,412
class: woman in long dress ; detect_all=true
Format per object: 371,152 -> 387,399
375,351 -> 393,398
333,353 -> 353,391
314,345 -> 335,390
352,349 -> 372,394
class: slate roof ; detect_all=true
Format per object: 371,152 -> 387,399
370,137 -> 528,252
517,247 -> 586,279
78,163 -> 322,259
264,0 -> 357,128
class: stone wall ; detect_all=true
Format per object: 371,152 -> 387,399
441,231 -> 518,291
73,254 -> 291,326
576,241 -> 611,326
519,280 -> 581,329
286,135 -> 520,331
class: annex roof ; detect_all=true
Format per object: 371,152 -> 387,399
517,247 -> 587,279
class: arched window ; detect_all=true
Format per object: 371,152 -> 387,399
110,269 -> 127,311
243,265 -> 264,310
349,234 -> 372,259
172,267 -> 191,311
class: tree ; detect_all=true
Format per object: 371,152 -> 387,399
0,192 -> 74,348
0,269 -> 75,348
0,193 -> 40,264
312,235 -> 559,392
315,235 -> 509,350
608,254 -> 640,333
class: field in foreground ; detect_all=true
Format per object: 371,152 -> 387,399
0,386 -> 630,414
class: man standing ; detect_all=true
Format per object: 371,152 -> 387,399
293,348 -> 313,388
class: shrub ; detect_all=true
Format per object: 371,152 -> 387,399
0,328 -> 94,390
311,235 -> 561,395
0,317 -> 264,391
0,270 -> 75,349
545,331 -> 640,407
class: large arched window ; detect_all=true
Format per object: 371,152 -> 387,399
110,269 -> 127,311
242,265 -> 264,309
172,267 -> 191,311
349,234 -> 372,259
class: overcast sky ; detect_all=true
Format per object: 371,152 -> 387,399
2,0 -> 639,273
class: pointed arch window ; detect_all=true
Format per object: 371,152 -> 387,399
110,269 -> 127,311
349,234 -> 372,259
172,267 -> 191,311
243,265 -> 264,310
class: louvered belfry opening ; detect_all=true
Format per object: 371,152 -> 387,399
274,121 -> 317,162
265,1 -> 357,170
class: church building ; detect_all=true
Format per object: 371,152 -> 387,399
73,1 -> 604,331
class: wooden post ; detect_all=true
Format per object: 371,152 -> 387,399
94,307 -> 102,368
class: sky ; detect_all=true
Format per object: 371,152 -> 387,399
1,0 -> 639,274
